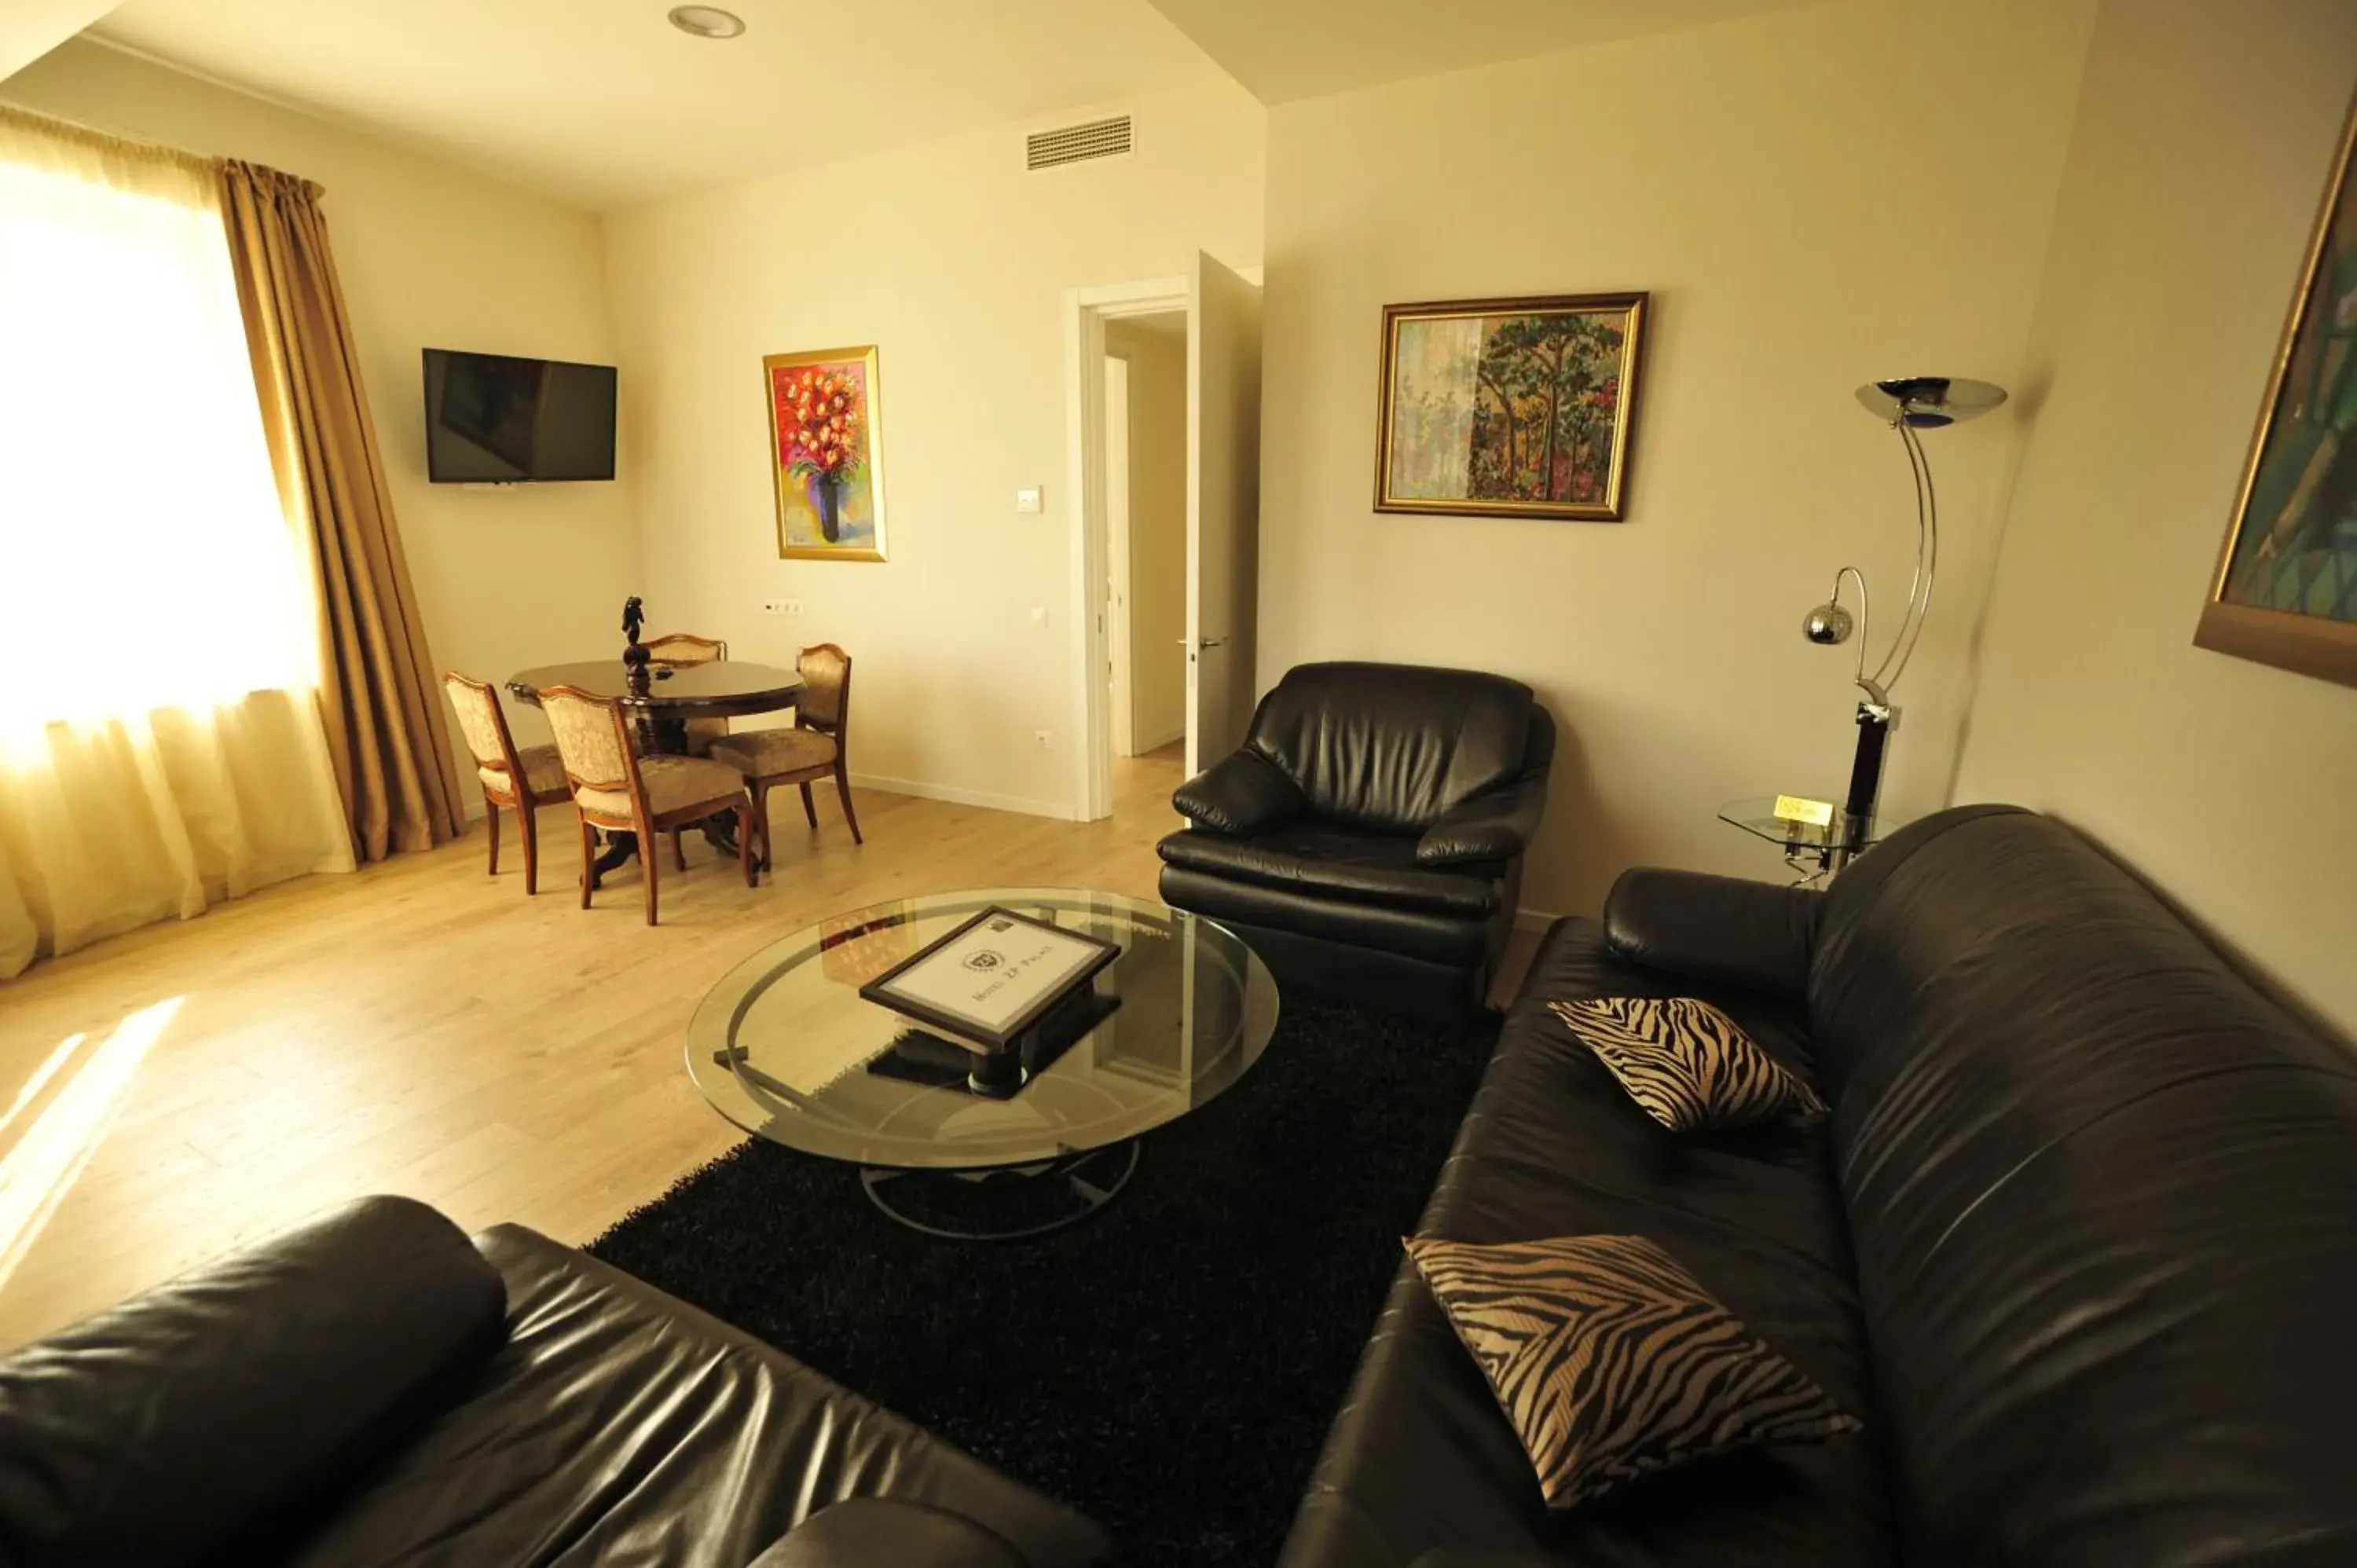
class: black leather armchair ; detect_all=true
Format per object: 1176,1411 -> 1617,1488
0,1196 -> 1106,1568
1157,661 -> 1554,1019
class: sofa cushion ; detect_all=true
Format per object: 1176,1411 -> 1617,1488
1550,997 -> 1826,1132
1406,1233 -> 1859,1509
1244,662 -> 1534,832
280,1224 -> 1108,1568
1808,806 -> 2357,1567
1159,821 -> 1502,918
1278,919 -> 1891,1568
0,1196 -> 506,1568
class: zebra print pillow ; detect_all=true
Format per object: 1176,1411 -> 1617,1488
1406,1233 -> 1860,1508
1549,996 -> 1826,1131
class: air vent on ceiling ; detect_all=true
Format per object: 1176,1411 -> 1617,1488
1026,115 -> 1133,172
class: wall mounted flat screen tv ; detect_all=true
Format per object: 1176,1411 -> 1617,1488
423,348 -> 616,482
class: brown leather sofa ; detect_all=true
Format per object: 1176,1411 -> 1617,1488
0,1197 -> 1106,1568
1280,804 -> 2357,1566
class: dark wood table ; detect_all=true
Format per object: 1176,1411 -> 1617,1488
508,658 -> 805,880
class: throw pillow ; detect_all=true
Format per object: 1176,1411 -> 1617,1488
1406,1233 -> 1860,1508
1549,995 -> 1825,1131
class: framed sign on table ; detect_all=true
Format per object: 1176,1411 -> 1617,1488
859,906 -> 1121,1052
2194,86 -> 2357,690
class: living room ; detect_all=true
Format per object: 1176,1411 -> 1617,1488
1,1 -> 2353,1564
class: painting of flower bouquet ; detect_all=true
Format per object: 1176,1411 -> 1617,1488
764,345 -> 887,562
1374,292 -> 1648,521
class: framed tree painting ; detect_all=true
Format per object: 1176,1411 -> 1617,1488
765,345 -> 887,562
1374,291 -> 1648,521
2195,89 -> 2357,688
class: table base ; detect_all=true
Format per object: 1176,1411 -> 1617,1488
587,815 -> 746,890
857,1142 -> 1139,1240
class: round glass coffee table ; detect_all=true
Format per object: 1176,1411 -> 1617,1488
687,888 -> 1280,1239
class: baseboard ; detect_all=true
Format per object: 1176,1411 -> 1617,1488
1131,724 -> 1185,755
849,772 -> 1072,821
1514,906 -> 1563,936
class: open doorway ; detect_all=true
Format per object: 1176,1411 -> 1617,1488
1063,256 -> 1263,822
1103,313 -> 1188,762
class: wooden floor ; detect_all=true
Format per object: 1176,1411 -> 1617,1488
0,746 -> 1537,1350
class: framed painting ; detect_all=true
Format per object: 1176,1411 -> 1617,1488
2194,87 -> 2357,688
765,345 -> 887,562
1374,291 -> 1648,521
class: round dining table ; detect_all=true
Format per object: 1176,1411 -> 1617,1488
508,658 -> 805,881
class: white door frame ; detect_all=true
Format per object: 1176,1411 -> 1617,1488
1102,350 -> 1136,758
1063,275 -> 1187,822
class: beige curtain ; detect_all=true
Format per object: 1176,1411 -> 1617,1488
0,108 -> 354,980
218,160 -> 466,863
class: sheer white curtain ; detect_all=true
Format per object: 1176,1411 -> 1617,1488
0,107 -> 351,980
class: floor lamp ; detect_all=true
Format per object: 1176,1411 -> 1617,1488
1802,375 -> 2007,868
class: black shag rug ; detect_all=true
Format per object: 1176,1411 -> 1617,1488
588,995 -> 1498,1566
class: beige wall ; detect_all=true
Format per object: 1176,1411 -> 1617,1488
603,84 -> 1264,816
1955,0 -> 2357,1036
2,40 -> 634,775
1105,317 -> 1189,754
1256,0 -> 2095,918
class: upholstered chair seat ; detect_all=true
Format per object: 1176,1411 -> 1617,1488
444,672 -> 572,896
538,682 -> 756,925
708,729 -> 837,777
479,743 -> 566,799
574,754 -> 748,820
711,643 -> 862,869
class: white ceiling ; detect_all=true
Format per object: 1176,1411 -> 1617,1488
86,0 -> 1232,211
1,0 -> 121,81
73,0 -> 1837,211
1142,0 -> 1832,103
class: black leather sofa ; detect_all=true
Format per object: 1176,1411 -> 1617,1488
0,1196 -> 1106,1568
1158,661 -> 1553,1020
1280,804 -> 2357,1567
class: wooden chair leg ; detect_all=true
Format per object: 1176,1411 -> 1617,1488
753,783 -> 773,873
485,799 -> 500,876
800,781 -> 818,829
521,801 -> 540,895
834,761 -> 863,844
643,835 -> 661,926
670,829 -> 687,872
738,800 -> 756,886
577,816 -> 595,910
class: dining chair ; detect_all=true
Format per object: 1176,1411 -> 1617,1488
537,683 -> 756,925
442,671 -> 570,895
643,632 -> 731,757
710,643 -> 862,870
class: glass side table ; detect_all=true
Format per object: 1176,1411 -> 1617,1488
1717,797 -> 1894,886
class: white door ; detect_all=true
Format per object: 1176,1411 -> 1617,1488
1184,251 -> 1263,777
1102,352 -> 1135,757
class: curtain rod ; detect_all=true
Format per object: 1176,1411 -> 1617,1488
0,99 -> 317,195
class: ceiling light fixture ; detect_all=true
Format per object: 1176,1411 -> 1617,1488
667,5 -> 746,39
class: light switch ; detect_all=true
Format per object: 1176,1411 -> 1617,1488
1015,486 -> 1043,514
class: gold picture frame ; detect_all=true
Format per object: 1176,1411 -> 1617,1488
1373,291 -> 1648,522
2193,86 -> 2357,689
765,344 -> 888,562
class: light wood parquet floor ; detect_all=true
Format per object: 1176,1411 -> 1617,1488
0,755 -> 1191,1350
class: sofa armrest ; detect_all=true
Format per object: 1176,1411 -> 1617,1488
1415,778 -> 1545,866
1172,750 -> 1305,835
1602,867 -> 1821,1002
750,1499 -> 1029,1568
0,1195 -> 507,1568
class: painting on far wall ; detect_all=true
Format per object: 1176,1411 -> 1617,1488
1374,292 -> 1648,522
765,345 -> 887,562
2196,88 -> 2357,689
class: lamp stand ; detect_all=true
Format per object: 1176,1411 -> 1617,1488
1839,698 -> 1893,869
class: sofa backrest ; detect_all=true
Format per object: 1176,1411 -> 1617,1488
1805,806 -> 2357,1567
1244,661 -> 1536,832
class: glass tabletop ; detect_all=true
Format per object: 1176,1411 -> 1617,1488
686,888 -> 1281,1171
1717,796 -> 1886,850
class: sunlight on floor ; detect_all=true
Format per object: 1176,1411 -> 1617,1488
0,996 -> 182,1294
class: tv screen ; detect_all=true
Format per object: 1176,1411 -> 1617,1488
423,348 -> 616,482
